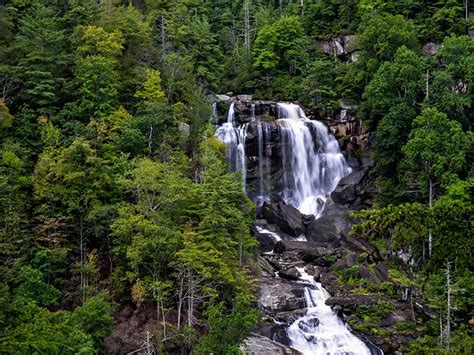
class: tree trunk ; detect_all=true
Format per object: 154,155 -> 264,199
428,178 -> 433,257
446,261 -> 451,349
426,70 -> 429,98
187,271 -> 194,327
79,218 -> 86,303
161,14 -> 166,59
244,0 -> 251,55
148,124 -> 153,157
177,273 -> 184,330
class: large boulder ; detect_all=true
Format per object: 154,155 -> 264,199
278,267 -> 302,281
258,279 -> 307,313
241,334 -> 298,355
262,202 -> 305,238
331,169 -> 368,206
325,294 -> 382,308
305,198 -> 352,244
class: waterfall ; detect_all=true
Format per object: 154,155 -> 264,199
216,100 -> 375,354
277,103 -> 350,216
287,268 -> 373,355
215,103 -> 248,189
216,101 -> 350,217
212,102 -> 218,118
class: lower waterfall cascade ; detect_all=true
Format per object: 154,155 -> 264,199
287,268 -> 372,355
216,99 -> 378,354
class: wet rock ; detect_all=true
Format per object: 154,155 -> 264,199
275,309 -> 307,324
262,202 -> 305,238
273,240 -> 317,254
279,267 -> 302,281
331,169 -> 367,206
253,225 -> 279,250
258,256 -> 278,277
305,198 -> 352,245
241,334 -> 298,355
304,265 -> 325,281
259,280 -> 307,313
298,317 -> 320,332
320,272 -> 340,295
358,267 -> 378,283
325,294 -> 382,307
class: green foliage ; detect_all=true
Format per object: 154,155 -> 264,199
70,292 -> 114,345
253,15 -> 307,79
1,1 -> 472,353
0,298 -> 94,354
15,266 -> 61,307
195,293 -> 259,354
358,13 -> 418,62
400,108 -> 470,200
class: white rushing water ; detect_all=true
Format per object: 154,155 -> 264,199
255,226 -> 281,242
277,103 -> 351,216
287,268 -> 372,355
216,101 -> 350,216
215,102 -> 248,190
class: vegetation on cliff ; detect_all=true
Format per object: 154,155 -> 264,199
0,0 -> 472,353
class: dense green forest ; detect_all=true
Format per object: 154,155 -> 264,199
0,0 -> 472,353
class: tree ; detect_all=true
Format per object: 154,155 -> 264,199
253,15 -> 306,79
401,108 -> 471,256
401,108 -> 470,204
8,3 -> 68,114
33,139 -> 116,303
195,292 -> 259,354
358,13 -> 418,62
111,158 -> 193,299
134,69 -> 172,156
0,147 -> 31,283
69,25 -> 124,119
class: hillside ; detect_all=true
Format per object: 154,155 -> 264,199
0,1 -> 472,354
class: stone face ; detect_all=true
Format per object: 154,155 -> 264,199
215,94 -> 231,102
305,198 -> 352,244
325,294 -> 382,307
422,42 -> 441,55
331,169 -> 368,206
313,35 -> 360,58
241,334 -> 299,355
262,202 -> 305,238
258,279 -> 306,313
237,94 -> 253,101
178,122 -> 190,136
278,267 -> 302,281
374,262 -> 390,282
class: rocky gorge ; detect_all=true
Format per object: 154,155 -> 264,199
213,96 -> 433,354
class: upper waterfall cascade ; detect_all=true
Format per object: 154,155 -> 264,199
215,101 -> 351,217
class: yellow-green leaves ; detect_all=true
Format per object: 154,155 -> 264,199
77,25 -> 124,58
135,69 -> 167,103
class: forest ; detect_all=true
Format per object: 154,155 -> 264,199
0,0 -> 472,354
